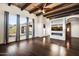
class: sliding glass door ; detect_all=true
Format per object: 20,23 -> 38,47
5,11 -> 34,43
8,14 -> 17,43
20,17 -> 27,40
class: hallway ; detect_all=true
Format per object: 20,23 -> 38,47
0,37 -> 79,56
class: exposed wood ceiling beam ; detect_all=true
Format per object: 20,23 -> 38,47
21,3 -> 31,10
47,6 -> 79,19
46,4 -> 79,18
45,3 -> 52,6
36,12 -> 43,16
44,4 -> 78,17
44,3 -> 70,16
36,3 -> 64,16
8,3 -> 12,6
30,3 -> 52,13
29,3 -> 43,13
45,3 -> 64,12
49,10 -> 79,19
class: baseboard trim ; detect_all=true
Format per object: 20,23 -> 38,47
50,38 -> 65,41
0,36 -> 48,45
72,37 -> 79,39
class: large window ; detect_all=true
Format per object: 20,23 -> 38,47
5,11 -> 34,43
8,14 -> 17,43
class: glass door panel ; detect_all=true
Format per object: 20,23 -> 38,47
20,17 -> 27,40
8,14 -> 17,43
29,19 -> 33,38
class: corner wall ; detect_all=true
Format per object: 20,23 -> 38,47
35,15 -> 50,37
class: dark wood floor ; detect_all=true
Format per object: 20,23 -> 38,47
0,37 -> 79,56
71,38 -> 79,50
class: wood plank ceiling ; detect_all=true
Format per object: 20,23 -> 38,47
8,3 -> 79,19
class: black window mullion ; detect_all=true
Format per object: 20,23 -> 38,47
33,19 -> 35,37
4,11 -> 9,44
26,17 -> 29,39
16,14 -> 20,41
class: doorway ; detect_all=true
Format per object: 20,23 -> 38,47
65,23 -> 71,48
4,11 -> 35,44
28,19 -> 33,38
8,14 -> 17,43
20,17 -> 27,40
66,17 -> 79,49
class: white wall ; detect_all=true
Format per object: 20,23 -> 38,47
66,15 -> 79,38
50,17 -> 66,40
44,18 -> 50,36
35,15 -> 50,37
50,15 -> 79,40
0,10 -> 4,44
35,15 -> 43,37
71,19 -> 79,38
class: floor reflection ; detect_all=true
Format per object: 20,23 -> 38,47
7,44 -> 17,55
43,37 -> 46,45
66,42 -> 70,49
0,37 -> 79,56
60,46 -> 66,56
50,44 -> 66,56
18,41 -> 28,49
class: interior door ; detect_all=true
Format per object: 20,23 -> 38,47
65,23 -> 71,48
